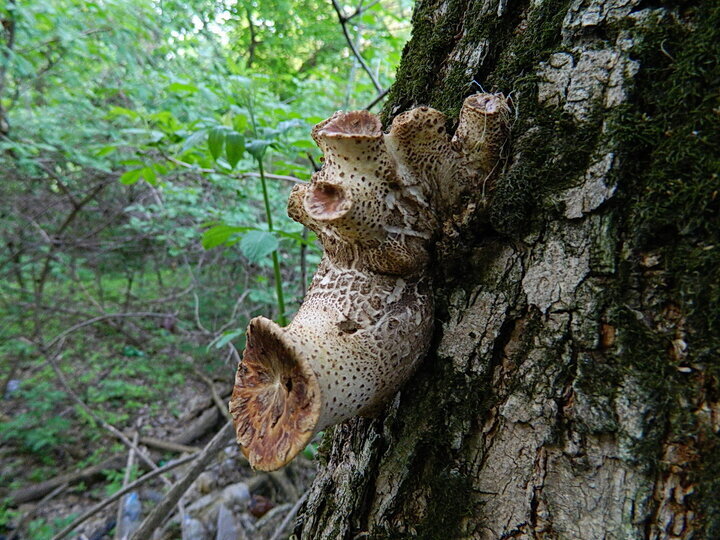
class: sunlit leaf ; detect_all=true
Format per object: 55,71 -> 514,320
141,166 -> 157,185
167,82 -> 199,94
211,329 -> 244,349
108,106 -> 141,119
240,230 -> 278,262
119,168 -> 143,185
95,145 -> 117,157
201,224 -> 252,249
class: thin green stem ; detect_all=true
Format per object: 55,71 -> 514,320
257,158 -> 287,326
246,92 -> 286,325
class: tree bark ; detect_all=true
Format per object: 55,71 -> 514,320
295,0 -> 720,538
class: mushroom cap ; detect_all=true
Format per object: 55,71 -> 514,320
229,317 -> 321,471
313,110 -> 382,140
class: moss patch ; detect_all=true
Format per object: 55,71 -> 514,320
383,0 -> 573,121
606,3 -> 720,534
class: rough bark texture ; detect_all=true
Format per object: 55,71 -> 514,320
294,0 -> 720,538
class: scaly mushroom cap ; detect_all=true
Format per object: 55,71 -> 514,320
229,317 -> 320,471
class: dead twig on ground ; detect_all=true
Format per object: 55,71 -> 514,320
193,368 -> 232,422
51,453 -> 199,540
41,343 -> 168,484
268,492 -> 309,540
115,431 -> 139,540
9,397 -> 223,504
139,436 -> 200,455
9,483 -> 68,540
129,422 -> 235,540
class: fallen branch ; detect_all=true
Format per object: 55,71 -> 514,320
9,404 -> 222,504
129,422 -> 235,540
51,453 -> 199,540
43,346 -> 165,480
194,368 -> 232,422
114,431 -> 138,540
9,456 -> 127,505
8,482 -> 68,540
139,436 -> 200,455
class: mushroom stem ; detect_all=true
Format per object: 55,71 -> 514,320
230,262 -> 433,471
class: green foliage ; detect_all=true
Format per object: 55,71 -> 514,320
0,382 -> 72,453
0,2 -> 411,531
103,466 -> 140,496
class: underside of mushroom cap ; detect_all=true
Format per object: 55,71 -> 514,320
305,181 -> 352,222
229,317 -> 321,471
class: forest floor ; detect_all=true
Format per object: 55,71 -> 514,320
0,337 -> 318,540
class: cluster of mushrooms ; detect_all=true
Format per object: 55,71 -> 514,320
228,93 -> 511,471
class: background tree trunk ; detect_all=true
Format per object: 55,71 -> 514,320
295,0 -> 719,538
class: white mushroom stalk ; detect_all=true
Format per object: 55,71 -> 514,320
229,93 -> 511,471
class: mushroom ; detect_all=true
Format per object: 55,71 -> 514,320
230,93 -> 511,471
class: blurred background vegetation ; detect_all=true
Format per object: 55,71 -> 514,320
0,0 -> 411,537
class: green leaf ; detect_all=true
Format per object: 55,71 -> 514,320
211,329 -> 243,349
167,82 -> 199,94
141,166 -> 157,185
107,106 -> 140,119
240,230 -> 278,262
119,168 -> 143,185
225,132 -> 245,169
201,224 -> 252,249
181,129 -> 207,153
95,145 -> 117,157
246,139 -> 273,161
208,127 -> 225,161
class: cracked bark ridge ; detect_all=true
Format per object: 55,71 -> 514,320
229,93 -> 511,471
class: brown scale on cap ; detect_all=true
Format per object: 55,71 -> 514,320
229,93 -> 511,471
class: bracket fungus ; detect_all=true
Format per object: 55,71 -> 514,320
229,93 -> 511,470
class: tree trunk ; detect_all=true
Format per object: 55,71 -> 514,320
295,0 -> 720,538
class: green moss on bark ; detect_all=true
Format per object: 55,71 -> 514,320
606,3 -> 720,534
383,0 -> 572,121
